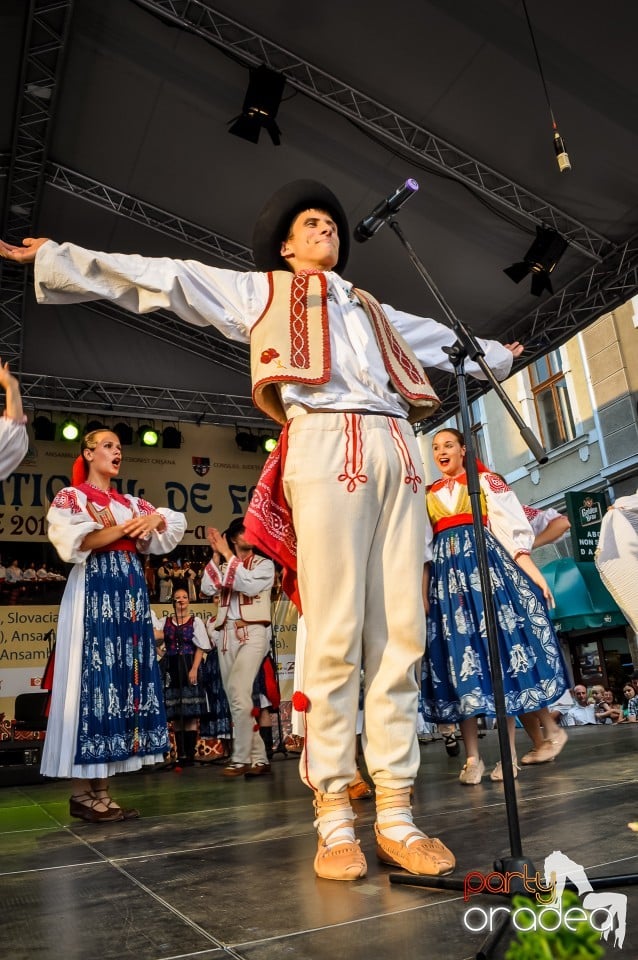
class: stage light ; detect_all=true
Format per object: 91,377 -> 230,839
139,425 -> 159,447
228,65 -> 285,146
33,415 -> 56,441
162,426 -> 182,449
503,226 -> 568,297
85,419 -> 106,434
260,433 -> 278,454
235,429 -> 259,452
114,422 -> 134,445
61,418 -> 80,442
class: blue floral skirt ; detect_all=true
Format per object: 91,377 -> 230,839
421,525 -> 568,723
199,647 -> 232,739
75,551 -> 169,764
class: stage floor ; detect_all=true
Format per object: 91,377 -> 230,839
2,725 -> 637,960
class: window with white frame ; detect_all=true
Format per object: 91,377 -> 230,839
529,350 -> 576,450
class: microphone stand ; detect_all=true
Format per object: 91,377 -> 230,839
384,218 -> 637,958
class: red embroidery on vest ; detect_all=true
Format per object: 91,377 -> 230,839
338,414 -> 368,492
290,275 -> 312,369
358,291 -> 425,391
261,348 -> 279,364
388,418 -> 423,493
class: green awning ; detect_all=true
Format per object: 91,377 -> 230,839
540,558 -> 627,632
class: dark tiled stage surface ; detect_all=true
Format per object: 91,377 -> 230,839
2,726 -> 637,960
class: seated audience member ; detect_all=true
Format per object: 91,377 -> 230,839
597,688 -> 622,724
590,684 -> 613,723
620,683 -> 638,723
22,562 -> 37,581
550,685 -> 597,726
36,563 -> 50,579
0,561 -> 5,581
5,559 -> 23,583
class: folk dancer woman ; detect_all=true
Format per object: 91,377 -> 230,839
43,429 -> 186,821
421,429 -> 569,785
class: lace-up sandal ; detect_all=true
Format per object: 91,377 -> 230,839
69,793 -> 124,823
91,789 -> 140,820
374,785 -> 455,876
313,790 -> 367,880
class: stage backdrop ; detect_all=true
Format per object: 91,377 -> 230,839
0,600 -> 300,729
0,421 -> 267,547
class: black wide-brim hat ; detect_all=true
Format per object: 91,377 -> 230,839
252,179 -> 350,273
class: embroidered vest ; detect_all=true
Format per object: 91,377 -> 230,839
212,554 -> 273,628
250,271 -> 440,425
426,480 -> 487,535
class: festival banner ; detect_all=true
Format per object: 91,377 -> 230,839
0,421 -> 267,548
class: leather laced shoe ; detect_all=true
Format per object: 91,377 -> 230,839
69,793 -> 124,823
520,741 -> 556,765
314,837 -> 367,881
459,757 -> 485,785
374,822 -> 455,876
547,727 -> 568,759
92,791 -> 140,820
313,790 -> 367,881
490,759 -> 520,782
244,762 -> 271,777
347,773 -> 374,800
222,762 -> 250,777
443,732 -> 460,757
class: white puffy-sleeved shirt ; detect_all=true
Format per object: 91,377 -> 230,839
157,613 -> 211,651
0,414 -> 28,479
47,487 -> 187,564
200,553 -> 275,620
425,473 -> 534,563
523,505 -> 564,539
34,242 -> 514,420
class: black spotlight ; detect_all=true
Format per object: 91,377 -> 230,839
85,419 -> 106,434
114,422 -> 134,445
33,415 -> 56,441
228,65 -> 285,146
235,429 -> 259,452
504,226 -> 568,297
162,426 -> 182,449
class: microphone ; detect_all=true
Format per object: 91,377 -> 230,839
354,179 -> 419,243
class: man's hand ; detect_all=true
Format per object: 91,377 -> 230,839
503,342 -> 524,359
0,237 -> 50,264
207,527 -> 232,560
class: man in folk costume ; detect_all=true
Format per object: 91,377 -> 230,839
0,181 -> 522,880
200,517 -> 275,778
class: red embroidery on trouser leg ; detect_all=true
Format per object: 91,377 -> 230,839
337,414 -> 368,492
388,418 -> 423,493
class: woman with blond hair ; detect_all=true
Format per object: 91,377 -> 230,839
43,428 -> 186,821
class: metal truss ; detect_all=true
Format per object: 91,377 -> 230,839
47,163 -> 255,269
416,235 -> 638,431
19,371 -> 270,427
134,0 -> 611,261
0,0 -> 74,365
80,301 -> 250,375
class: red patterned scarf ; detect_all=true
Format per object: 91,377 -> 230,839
244,422 -> 301,611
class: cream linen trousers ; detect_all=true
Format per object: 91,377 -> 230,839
283,411 -> 426,794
